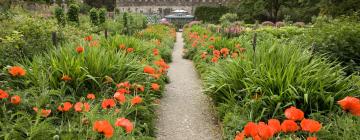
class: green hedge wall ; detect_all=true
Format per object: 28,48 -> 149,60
194,6 -> 229,23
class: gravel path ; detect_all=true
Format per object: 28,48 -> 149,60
155,32 -> 221,140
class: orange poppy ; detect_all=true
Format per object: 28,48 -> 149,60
89,40 -> 98,47
234,131 -> 245,140
119,44 -> 126,49
114,92 -> 126,104
153,48 -> 159,56
76,46 -> 84,53
208,45 -> 215,50
349,103 -> 360,116
84,35 -> 93,41
300,119 -> 322,133
268,119 -> 281,134
33,107 -> 51,117
115,118 -> 133,133
213,50 -> 221,57
87,93 -> 96,100
0,89 -> 9,99
151,83 -> 160,91
10,95 -> 21,105
116,81 -> 131,89
74,102 -> 90,112
144,66 -> 155,74
93,120 -> 114,138
211,57 -> 219,63
101,99 -> 116,109
131,96 -> 142,105
58,102 -> 73,112
231,52 -> 239,58
117,88 -> 130,94
61,75 -> 72,81
244,122 -> 258,137
307,136 -> 317,140
220,48 -> 229,57
201,52 -> 207,59
253,135 -> 261,140
284,106 -> 304,121
8,66 -> 26,77
126,48 -> 134,53
257,122 -> 274,140
136,85 -> 144,92
337,96 -> 360,111
281,120 -> 299,133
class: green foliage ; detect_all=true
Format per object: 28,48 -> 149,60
55,7 -> 66,27
219,13 -> 238,24
89,8 -> 99,26
310,16 -> 360,74
194,6 -> 229,23
67,4 -> 80,25
98,8 -> 107,25
123,12 -> 129,35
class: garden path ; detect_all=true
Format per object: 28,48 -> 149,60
155,32 -> 221,140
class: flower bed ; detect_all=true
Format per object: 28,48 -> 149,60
183,24 -> 360,140
0,24 -> 175,139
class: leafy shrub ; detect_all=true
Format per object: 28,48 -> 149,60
194,6 -> 229,23
67,4 -> 80,25
310,16 -> 360,74
98,8 -> 106,25
261,21 -> 274,26
219,13 -> 238,24
55,7 -> 66,27
89,8 -> 99,26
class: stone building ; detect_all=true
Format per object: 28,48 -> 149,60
116,0 -> 228,16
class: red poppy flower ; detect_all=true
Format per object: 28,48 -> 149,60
211,57 -> 219,63
114,92 -> 126,103
144,66 -> 155,74
151,83 -> 160,91
117,88 -> 130,94
131,96 -> 142,105
57,102 -> 73,112
0,89 -> 9,99
119,44 -> 126,49
231,52 -> 238,58
153,48 -> 159,56
338,96 -> 360,111
10,95 -> 21,105
76,46 -> 84,53
8,66 -> 26,77
74,102 -> 90,112
208,45 -> 215,50
234,131 -> 245,140
307,136 -> 317,140
101,99 -> 116,109
126,48 -> 134,53
115,118 -> 133,133
87,93 -> 95,100
257,122 -> 274,140
93,120 -> 114,138
136,85 -> 144,92
89,40 -> 98,47
61,75 -> 72,81
253,135 -> 261,140
84,35 -> 92,41
244,122 -> 258,137
281,120 -> 299,133
284,106 -> 304,121
268,119 -> 281,134
300,119 -> 322,133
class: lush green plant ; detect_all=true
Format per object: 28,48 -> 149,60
98,8 -> 106,25
55,7 -> 66,27
219,13 -> 238,24
89,8 -> 99,26
67,4 -> 80,25
310,16 -> 360,74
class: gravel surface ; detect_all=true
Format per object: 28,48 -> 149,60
155,32 -> 221,140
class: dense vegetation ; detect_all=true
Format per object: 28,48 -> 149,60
0,4 -> 176,139
183,16 -> 360,139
